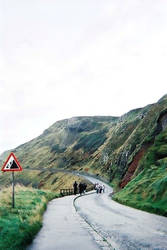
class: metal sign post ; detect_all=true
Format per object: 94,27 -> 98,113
1,152 -> 23,208
12,172 -> 15,208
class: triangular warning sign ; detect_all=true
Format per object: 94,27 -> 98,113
1,152 -> 23,172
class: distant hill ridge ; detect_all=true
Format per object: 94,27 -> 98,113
1,94 -> 167,216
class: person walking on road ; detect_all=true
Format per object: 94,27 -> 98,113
83,183 -> 87,194
79,182 -> 84,195
73,181 -> 78,195
102,184 -> 105,193
99,184 -> 103,193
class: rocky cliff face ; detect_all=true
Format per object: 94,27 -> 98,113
1,95 -> 167,195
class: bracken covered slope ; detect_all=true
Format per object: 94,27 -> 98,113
1,95 -> 167,215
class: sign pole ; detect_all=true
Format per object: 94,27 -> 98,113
12,171 -> 15,208
1,152 -> 23,208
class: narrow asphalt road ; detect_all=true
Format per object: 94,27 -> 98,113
27,176 -> 167,250
26,194 -> 109,250
75,176 -> 167,250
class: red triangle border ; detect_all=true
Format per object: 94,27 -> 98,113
1,152 -> 23,172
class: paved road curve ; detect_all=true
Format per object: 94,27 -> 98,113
27,176 -> 167,250
75,176 -> 167,250
26,194 -> 109,250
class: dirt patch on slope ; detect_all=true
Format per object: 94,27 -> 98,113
120,145 -> 149,188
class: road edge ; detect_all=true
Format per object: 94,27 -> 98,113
73,192 -> 115,250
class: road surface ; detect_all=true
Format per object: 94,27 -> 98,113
27,176 -> 167,250
75,176 -> 167,250
26,194 -> 109,250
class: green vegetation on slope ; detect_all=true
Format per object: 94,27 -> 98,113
0,170 -> 93,193
73,128 -> 108,153
113,128 -> 167,216
0,185 -> 59,250
1,95 -> 167,217
0,116 -> 116,171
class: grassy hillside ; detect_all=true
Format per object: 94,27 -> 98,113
0,185 -> 59,250
1,116 -> 117,171
0,170 -> 94,193
1,95 -> 167,216
113,128 -> 167,216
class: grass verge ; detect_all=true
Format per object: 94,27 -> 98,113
0,185 -> 59,250
112,159 -> 167,217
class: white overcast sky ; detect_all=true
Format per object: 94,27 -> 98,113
0,0 -> 167,154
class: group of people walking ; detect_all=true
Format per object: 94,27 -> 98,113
73,181 -> 105,195
94,183 -> 105,193
73,181 -> 87,195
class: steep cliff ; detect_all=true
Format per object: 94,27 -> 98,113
1,95 -> 167,215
